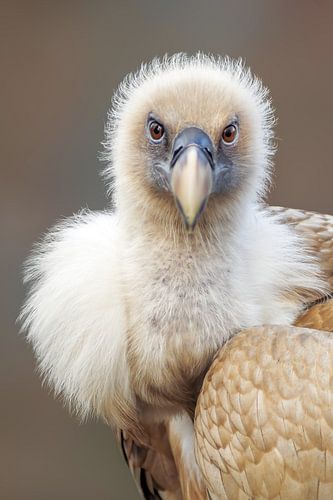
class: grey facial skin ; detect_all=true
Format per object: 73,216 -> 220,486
147,116 -> 241,230
212,149 -> 242,196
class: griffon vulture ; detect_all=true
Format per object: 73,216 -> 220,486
21,54 -> 333,499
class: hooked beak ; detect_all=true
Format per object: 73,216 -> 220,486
170,127 -> 214,231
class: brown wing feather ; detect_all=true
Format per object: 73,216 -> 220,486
270,206 -> 333,290
195,326 -> 333,499
296,298 -> 333,331
116,424 -> 182,500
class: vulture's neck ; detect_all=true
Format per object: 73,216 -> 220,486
119,192 -> 253,257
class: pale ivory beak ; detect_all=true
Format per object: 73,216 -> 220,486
171,145 -> 213,231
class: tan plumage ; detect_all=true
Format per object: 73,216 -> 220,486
271,207 -> 333,289
20,54 -> 332,499
296,299 -> 333,331
195,325 -> 333,500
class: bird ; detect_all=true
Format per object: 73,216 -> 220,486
20,54 -> 332,499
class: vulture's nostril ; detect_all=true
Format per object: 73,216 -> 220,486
204,147 -> 214,166
171,145 -> 184,166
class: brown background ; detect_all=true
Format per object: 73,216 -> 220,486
2,1 -> 332,499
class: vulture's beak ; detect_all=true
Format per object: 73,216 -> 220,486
170,127 -> 214,231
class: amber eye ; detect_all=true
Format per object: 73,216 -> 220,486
222,124 -> 238,145
149,120 -> 165,142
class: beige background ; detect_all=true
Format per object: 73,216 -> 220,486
2,1 -> 332,499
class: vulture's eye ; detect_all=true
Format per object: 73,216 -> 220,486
222,124 -> 238,145
149,120 -> 165,142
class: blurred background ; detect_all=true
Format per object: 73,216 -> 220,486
2,1 -> 332,498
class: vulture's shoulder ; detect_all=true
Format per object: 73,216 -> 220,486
269,206 -> 333,289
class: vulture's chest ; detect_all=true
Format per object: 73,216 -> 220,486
124,247 -> 243,407
125,247 -> 240,343
122,238 -> 301,407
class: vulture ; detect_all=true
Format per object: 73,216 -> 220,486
21,54 -> 333,499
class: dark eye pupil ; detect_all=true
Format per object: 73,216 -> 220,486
149,121 -> 164,140
223,124 -> 236,143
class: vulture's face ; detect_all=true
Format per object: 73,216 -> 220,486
109,57 -> 273,231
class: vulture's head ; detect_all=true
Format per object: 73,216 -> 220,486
104,54 -> 274,233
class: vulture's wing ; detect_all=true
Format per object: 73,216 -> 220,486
194,325 -> 333,500
117,416 -> 206,500
270,207 -> 333,290
117,426 -> 182,500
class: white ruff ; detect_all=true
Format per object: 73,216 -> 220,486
20,204 -> 324,421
